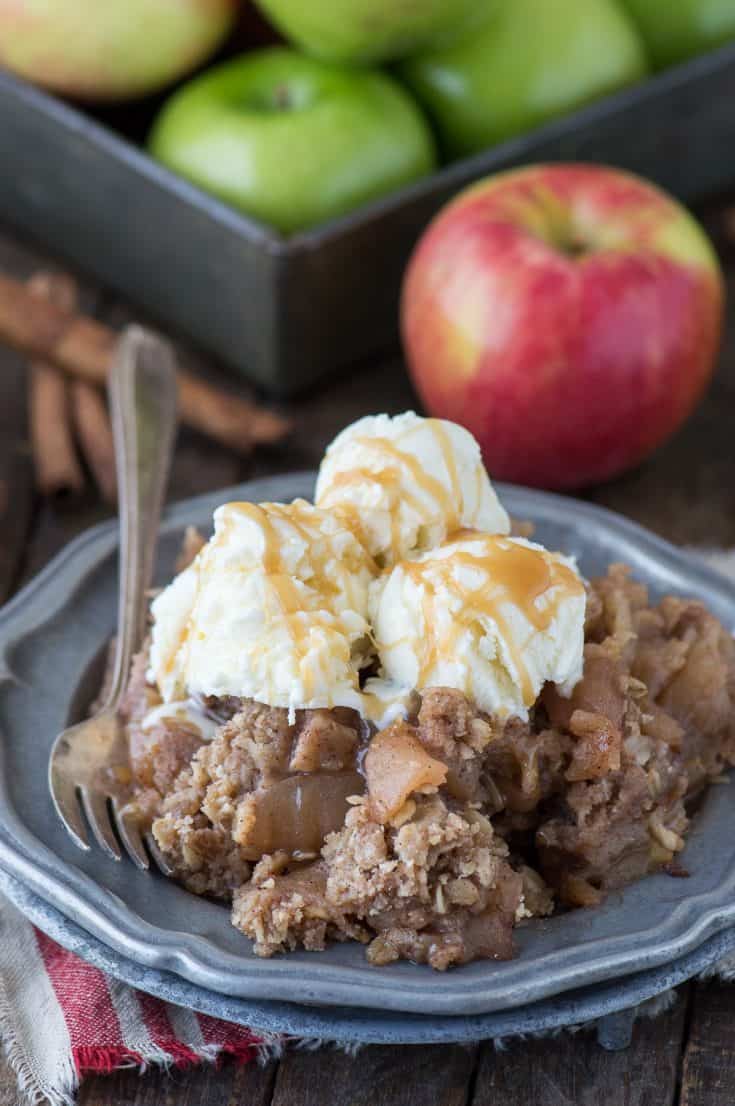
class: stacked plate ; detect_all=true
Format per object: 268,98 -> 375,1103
0,475 -> 733,1047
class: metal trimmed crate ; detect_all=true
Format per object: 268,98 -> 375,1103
1,40 -> 734,396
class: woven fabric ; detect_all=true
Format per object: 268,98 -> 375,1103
0,897 -> 263,1106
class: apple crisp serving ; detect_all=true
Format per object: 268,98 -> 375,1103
120,559 -> 735,970
117,414 -> 735,970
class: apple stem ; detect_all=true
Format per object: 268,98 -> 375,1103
566,239 -> 587,258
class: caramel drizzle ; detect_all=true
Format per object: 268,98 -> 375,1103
414,419 -> 462,534
160,550 -> 202,679
158,418 -> 485,702
229,503 -> 327,703
393,536 -> 583,707
193,500 -> 363,703
161,621 -> 189,679
318,419 -> 466,560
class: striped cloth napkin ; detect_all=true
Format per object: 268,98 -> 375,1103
0,896 -> 265,1106
0,548 -> 731,1106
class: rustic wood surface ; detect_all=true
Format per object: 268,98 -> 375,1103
0,199 -> 733,1105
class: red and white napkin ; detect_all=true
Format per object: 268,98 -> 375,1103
0,897 -> 267,1106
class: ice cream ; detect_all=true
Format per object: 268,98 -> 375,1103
369,533 -> 586,720
149,499 -> 375,712
149,413 -> 584,724
315,411 -> 509,567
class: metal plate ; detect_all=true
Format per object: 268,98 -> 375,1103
0,474 -> 734,1018
3,868 -> 734,1046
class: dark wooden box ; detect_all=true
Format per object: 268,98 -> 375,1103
1,41 -> 734,397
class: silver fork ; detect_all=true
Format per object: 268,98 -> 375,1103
48,326 -> 178,871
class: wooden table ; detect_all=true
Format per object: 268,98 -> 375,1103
0,200 -> 734,1106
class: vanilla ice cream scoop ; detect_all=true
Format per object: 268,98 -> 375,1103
315,412 -> 509,566
149,499 -> 375,712
369,533 -> 586,720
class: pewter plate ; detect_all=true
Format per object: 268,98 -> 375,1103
3,867 -> 735,1047
0,473 -> 734,1019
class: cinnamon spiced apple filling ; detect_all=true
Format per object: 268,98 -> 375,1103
118,414 -> 735,969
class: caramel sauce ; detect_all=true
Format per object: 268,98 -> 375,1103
162,621 -> 189,678
396,536 -> 583,707
161,550 -> 204,679
421,419 -> 462,533
327,501 -> 371,559
318,420 -> 467,561
231,503 -> 323,702
356,434 -> 456,534
196,501 -> 366,703
321,466 -> 399,499
157,414 -> 505,712
321,465 -> 431,560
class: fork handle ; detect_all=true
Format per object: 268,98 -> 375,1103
104,327 -> 178,709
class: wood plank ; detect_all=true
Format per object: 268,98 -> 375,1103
93,286 -> 417,489
470,991 -> 688,1106
0,226 -> 245,587
679,981 -> 735,1106
15,290 -> 244,586
0,228 -> 66,280
15,302 -> 111,587
0,226 -> 116,590
0,343 -> 33,602
1,212 -> 733,1106
78,1055 -> 277,1106
0,234 -> 39,601
98,294 -> 245,496
248,354 -> 418,482
271,1043 -> 478,1106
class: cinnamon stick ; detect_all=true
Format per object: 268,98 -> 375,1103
27,273 -> 85,498
0,272 -> 291,454
70,380 -> 117,504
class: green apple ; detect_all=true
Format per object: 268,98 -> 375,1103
148,48 -> 437,234
398,0 -> 649,158
0,0 -> 236,101
619,0 -> 735,68
252,0 -> 481,65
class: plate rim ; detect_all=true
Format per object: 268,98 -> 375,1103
4,866 -> 735,1046
0,473 -> 734,1017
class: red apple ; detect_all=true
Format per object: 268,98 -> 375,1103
0,0 -> 237,102
401,164 -> 724,490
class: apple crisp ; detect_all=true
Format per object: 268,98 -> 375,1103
119,553 -> 735,970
